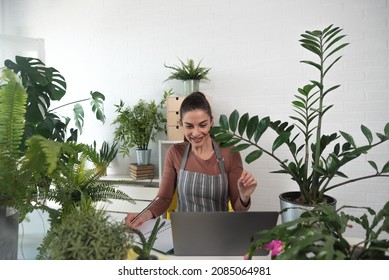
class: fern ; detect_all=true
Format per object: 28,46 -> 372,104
0,68 -> 27,156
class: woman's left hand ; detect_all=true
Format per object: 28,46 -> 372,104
237,170 -> 257,204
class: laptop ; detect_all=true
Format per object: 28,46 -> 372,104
170,211 -> 279,256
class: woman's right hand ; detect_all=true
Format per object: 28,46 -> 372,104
124,210 -> 153,228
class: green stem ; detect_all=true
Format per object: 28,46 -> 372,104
312,34 -> 325,200
326,174 -> 389,192
48,98 -> 90,112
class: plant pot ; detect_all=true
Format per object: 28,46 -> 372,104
183,79 -> 200,95
136,149 -> 151,165
0,206 -> 19,260
279,191 -> 337,223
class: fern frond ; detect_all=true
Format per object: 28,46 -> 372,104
0,68 -> 27,156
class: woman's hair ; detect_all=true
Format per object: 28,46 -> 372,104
179,92 -> 213,125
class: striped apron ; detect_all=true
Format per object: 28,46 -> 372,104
177,139 -> 228,212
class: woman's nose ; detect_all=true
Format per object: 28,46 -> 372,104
192,126 -> 200,135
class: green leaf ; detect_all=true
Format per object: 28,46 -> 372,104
238,113 -> 249,136
90,91 -> 106,124
300,43 -> 321,56
223,138 -> 241,147
300,60 -> 322,71
292,101 -> 305,108
0,68 -> 28,154
213,133 -> 233,143
246,115 -> 259,140
368,161 -> 378,172
209,126 -> 223,134
339,131 -> 356,148
229,110 -> 239,133
245,150 -> 263,164
324,43 -> 349,61
232,143 -> 251,152
272,132 -> 290,152
361,125 -> 373,145
382,161 -> 389,173
376,133 -> 387,141
219,114 -> 229,131
73,104 -> 85,134
254,116 -> 270,143
385,123 -> 389,137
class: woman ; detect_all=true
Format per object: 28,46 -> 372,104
126,92 -> 257,227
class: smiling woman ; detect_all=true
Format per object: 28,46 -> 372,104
124,92 -> 258,228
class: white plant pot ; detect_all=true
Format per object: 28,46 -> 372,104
279,191 -> 337,223
183,80 -> 200,95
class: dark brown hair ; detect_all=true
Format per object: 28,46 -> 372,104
179,92 -> 213,125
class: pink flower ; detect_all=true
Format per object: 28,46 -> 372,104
264,240 -> 284,257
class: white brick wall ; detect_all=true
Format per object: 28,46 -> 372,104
3,0 -> 389,238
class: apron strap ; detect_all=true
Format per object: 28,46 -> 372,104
180,142 -> 191,170
180,138 -> 226,176
212,138 -> 226,176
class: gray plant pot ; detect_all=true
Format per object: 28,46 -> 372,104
0,206 -> 19,260
183,80 -> 200,95
279,191 -> 337,223
136,149 -> 151,165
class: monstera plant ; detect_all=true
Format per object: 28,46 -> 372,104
4,55 -> 105,148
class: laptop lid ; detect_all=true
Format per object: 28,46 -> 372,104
170,211 -> 279,256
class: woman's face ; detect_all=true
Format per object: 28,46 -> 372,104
181,109 -> 213,148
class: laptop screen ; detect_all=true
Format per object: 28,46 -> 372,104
170,211 -> 279,256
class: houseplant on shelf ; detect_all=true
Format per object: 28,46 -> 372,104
210,24 -> 389,222
112,91 -> 170,166
246,202 -> 389,260
164,58 -> 211,95
85,140 -> 118,176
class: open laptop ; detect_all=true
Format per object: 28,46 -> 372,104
170,211 -> 279,256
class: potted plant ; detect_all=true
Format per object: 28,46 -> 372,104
0,68 -> 75,259
246,202 -> 389,260
127,217 -> 165,260
112,93 -> 169,166
85,140 -> 118,176
36,197 -> 131,260
4,55 -> 106,146
210,24 -> 389,222
39,144 -> 135,227
164,58 -> 211,95
0,56 -> 108,259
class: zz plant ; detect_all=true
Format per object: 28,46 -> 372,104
211,24 -> 389,205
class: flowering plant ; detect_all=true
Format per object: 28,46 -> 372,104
246,203 -> 389,260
